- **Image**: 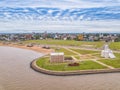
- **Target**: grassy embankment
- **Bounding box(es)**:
[36,47,108,71]
[36,57,107,71]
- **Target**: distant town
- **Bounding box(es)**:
[0,32,120,42]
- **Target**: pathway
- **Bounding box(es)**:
[64,47,115,69]
[63,47,82,56]
[91,59,115,69]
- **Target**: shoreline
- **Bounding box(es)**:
[31,59,120,76]
[0,42,54,54]
[1,42,120,76]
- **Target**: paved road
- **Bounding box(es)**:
[0,46,120,90]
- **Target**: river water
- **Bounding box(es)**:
[0,46,120,90]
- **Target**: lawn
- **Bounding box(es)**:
[22,40,120,50]
[71,48,100,54]
[110,42,120,50]
[51,47,77,56]
[36,57,107,71]
[22,40,104,48]
[74,55,80,59]
[99,53,120,68]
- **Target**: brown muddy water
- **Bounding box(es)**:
[0,46,120,90]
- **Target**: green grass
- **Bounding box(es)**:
[110,42,120,50]
[22,40,104,48]
[36,57,66,71]
[52,47,77,56]
[71,48,99,54]
[99,53,120,68]
[36,57,107,71]
[74,55,80,59]
[22,40,120,50]
[92,53,103,58]
[65,61,107,71]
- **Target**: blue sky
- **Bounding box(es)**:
[0,0,120,33]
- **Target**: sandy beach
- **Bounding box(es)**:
[0,42,54,54]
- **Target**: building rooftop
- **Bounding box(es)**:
[50,52,64,56]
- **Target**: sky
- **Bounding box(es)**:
[0,0,120,33]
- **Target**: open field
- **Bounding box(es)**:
[99,53,120,68]
[36,57,107,71]
[22,40,104,48]
[70,48,99,54]
[22,40,120,50]
[51,47,77,56]
[110,42,120,50]
[51,47,99,60]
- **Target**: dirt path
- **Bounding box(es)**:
[63,47,82,56]
[39,44,120,53]
[0,43,53,54]
[71,56,78,61]
[64,47,115,69]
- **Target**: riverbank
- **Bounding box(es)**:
[1,42,120,76]
[0,42,54,54]
[31,59,120,76]
[1,44,120,90]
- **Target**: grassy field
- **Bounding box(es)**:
[74,55,80,59]
[36,57,107,71]
[51,47,77,56]
[99,53,120,68]
[92,53,102,58]
[51,47,100,60]
[71,48,99,54]
[109,42,120,50]
[22,40,104,48]
[21,40,120,50]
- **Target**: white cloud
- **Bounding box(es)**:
[0,0,120,8]
[0,0,120,33]
[0,20,120,33]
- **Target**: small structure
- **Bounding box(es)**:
[50,52,64,63]
[101,44,116,59]
[26,43,33,47]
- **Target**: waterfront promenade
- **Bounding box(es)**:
[0,46,120,90]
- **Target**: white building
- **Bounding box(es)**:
[101,44,116,59]
[50,52,64,63]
